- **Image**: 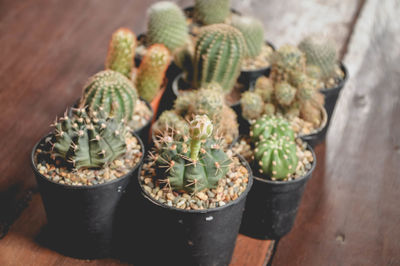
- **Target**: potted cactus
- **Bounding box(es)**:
[153,85,239,146]
[136,115,252,265]
[298,34,348,128]
[240,44,328,147]
[231,15,275,84]
[235,115,316,239]
[30,108,144,258]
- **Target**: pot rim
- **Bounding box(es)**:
[252,142,316,185]
[319,61,348,92]
[31,130,145,190]
[138,154,253,214]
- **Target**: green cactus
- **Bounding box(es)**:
[232,15,264,58]
[254,76,274,102]
[289,71,317,101]
[193,24,246,93]
[241,91,264,121]
[193,87,224,119]
[136,44,170,102]
[147,1,189,52]
[194,0,231,25]
[251,116,297,180]
[270,45,306,83]
[298,35,337,81]
[80,70,138,121]
[263,103,276,116]
[153,110,189,137]
[275,82,296,106]
[173,91,196,116]
[155,115,230,193]
[51,108,126,169]
[105,28,136,78]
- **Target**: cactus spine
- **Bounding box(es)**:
[232,16,264,58]
[193,24,246,93]
[153,110,189,137]
[147,1,189,52]
[136,44,170,102]
[194,0,231,25]
[155,115,230,193]
[105,28,136,78]
[251,116,297,179]
[80,70,138,121]
[52,108,127,169]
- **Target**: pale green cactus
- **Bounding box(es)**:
[194,0,231,25]
[232,15,264,58]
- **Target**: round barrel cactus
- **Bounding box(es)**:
[241,91,264,121]
[194,0,231,25]
[232,15,264,58]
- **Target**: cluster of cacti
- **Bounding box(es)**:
[146,1,189,52]
[51,108,126,170]
[135,44,171,102]
[241,45,325,128]
[250,116,298,179]
[298,35,338,82]
[194,0,231,25]
[79,70,138,121]
[193,24,246,93]
[154,115,230,193]
[232,15,264,58]
[105,28,136,78]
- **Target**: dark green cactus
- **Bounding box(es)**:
[105,28,136,78]
[51,108,126,169]
[251,116,297,179]
[298,35,337,81]
[155,115,231,193]
[79,70,138,121]
[241,91,264,121]
[193,24,246,93]
[232,15,264,58]
[194,0,231,25]
[147,1,189,52]
[136,44,170,102]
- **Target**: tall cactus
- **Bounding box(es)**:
[136,44,170,102]
[232,15,264,58]
[154,115,230,193]
[251,116,297,179]
[193,24,246,93]
[79,70,138,121]
[147,1,189,52]
[105,28,136,78]
[194,0,231,25]
[51,108,127,169]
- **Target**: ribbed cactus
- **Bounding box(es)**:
[154,115,230,193]
[147,1,189,52]
[105,28,136,78]
[251,116,297,179]
[194,0,231,25]
[241,91,264,120]
[136,44,170,102]
[153,110,189,137]
[270,45,306,83]
[232,15,264,58]
[51,108,126,169]
[80,70,138,121]
[298,35,337,81]
[193,24,246,93]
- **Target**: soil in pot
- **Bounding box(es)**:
[32,129,144,259]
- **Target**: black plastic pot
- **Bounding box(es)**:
[238,41,275,85]
[298,106,328,148]
[240,144,316,240]
[320,62,348,129]
[31,132,144,259]
[133,155,253,266]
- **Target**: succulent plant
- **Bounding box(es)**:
[251,116,297,180]
[298,35,337,81]
[193,24,246,93]
[154,115,231,193]
[173,91,196,116]
[194,0,231,25]
[105,28,136,79]
[270,45,306,83]
[193,87,224,119]
[79,70,138,121]
[275,82,296,106]
[147,1,189,52]
[153,110,189,137]
[51,108,127,169]
[254,76,274,102]
[241,91,264,121]
[136,44,170,102]
[232,15,264,58]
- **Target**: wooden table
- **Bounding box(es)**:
[0,0,398,265]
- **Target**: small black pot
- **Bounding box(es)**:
[298,106,328,148]
[134,155,253,266]
[240,144,316,240]
[238,41,275,85]
[31,133,144,259]
[320,62,348,129]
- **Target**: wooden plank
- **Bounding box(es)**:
[271,0,400,265]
